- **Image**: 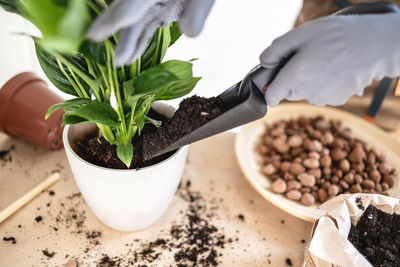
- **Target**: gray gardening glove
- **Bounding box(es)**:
[260,14,400,106]
[88,0,215,66]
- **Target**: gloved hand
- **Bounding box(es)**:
[88,0,215,66]
[260,14,400,106]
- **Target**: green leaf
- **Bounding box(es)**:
[117,143,133,168]
[157,60,193,80]
[46,98,91,119]
[68,102,120,126]
[20,0,90,53]
[35,42,78,96]
[140,22,180,71]
[156,77,201,100]
[144,115,162,128]
[140,33,158,71]
[61,114,88,125]
[79,40,106,65]
[133,60,198,99]
[151,27,171,66]
[133,68,178,95]
[0,0,19,13]
[58,0,89,43]
[169,22,182,46]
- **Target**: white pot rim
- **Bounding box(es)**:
[63,124,184,173]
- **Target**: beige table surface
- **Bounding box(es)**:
[0,132,314,267]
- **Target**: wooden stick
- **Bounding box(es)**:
[0,172,60,224]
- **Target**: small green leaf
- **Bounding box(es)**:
[157,60,193,80]
[68,102,120,126]
[46,98,91,119]
[20,0,90,53]
[144,115,162,128]
[169,22,182,46]
[117,143,133,168]
[0,0,19,14]
[123,79,135,97]
[156,77,201,100]
[151,26,171,66]
[61,114,88,125]
[80,40,106,65]
[134,68,178,94]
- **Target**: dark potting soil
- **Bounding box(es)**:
[3,237,16,244]
[348,205,400,266]
[0,145,15,162]
[143,95,226,159]
[35,216,43,223]
[42,249,56,258]
[77,109,175,169]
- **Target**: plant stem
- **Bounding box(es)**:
[56,59,86,98]
[66,65,91,99]
[52,52,100,97]
[97,124,115,143]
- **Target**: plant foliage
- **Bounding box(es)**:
[0,0,200,167]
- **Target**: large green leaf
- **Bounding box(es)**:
[35,42,78,96]
[68,102,120,126]
[116,143,133,168]
[20,0,90,53]
[46,98,91,119]
[0,0,19,13]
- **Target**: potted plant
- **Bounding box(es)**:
[0,0,200,231]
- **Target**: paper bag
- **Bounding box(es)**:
[304,194,400,267]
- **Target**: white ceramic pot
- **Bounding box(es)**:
[62,103,188,231]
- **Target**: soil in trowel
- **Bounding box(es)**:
[77,109,174,169]
[348,205,400,266]
[143,95,226,159]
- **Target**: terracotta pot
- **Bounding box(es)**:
[0,72,64,150]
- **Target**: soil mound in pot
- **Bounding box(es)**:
[143,95,226,159]
[348,205,400,266]
[77,109,175,169]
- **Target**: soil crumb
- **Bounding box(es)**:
[0,145,15,162]
[42,250,55,258]
[77,109,174,169]
[348,205,400,266]
[355,197,365,210]
[285,258,293,266]
[3,237,16,244]
[143,95,226,159]
[35,216,43,223]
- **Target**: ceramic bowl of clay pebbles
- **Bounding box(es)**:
[235,103,400,222]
